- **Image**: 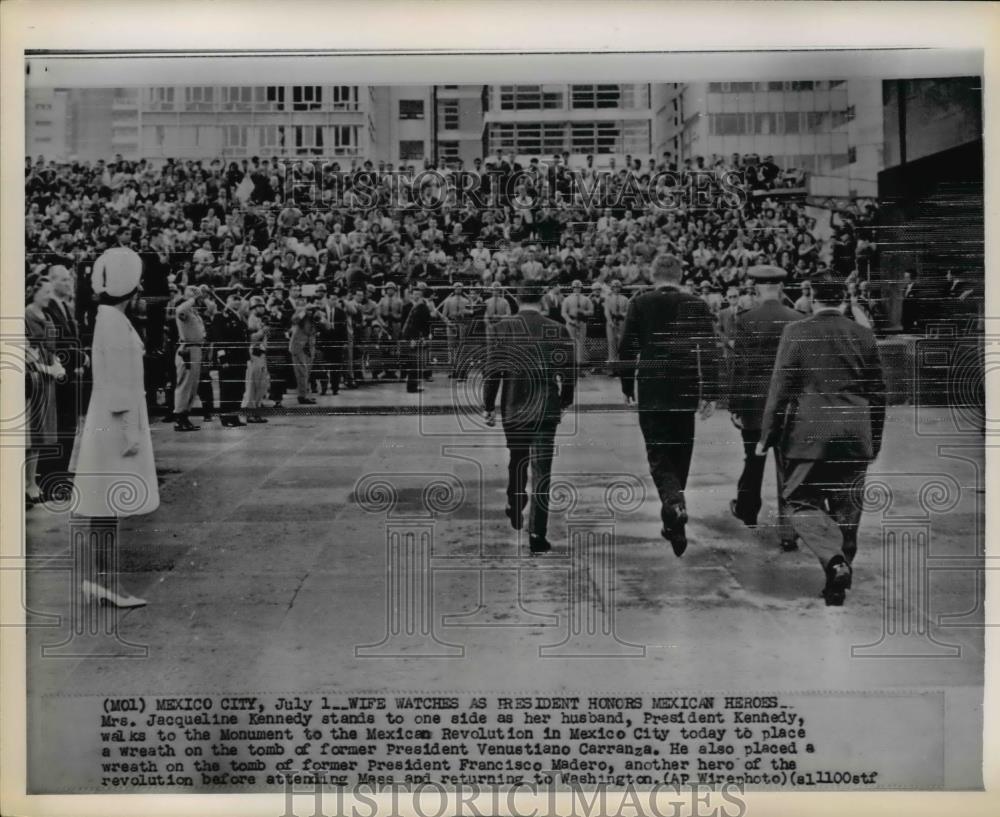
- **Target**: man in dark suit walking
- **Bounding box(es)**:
[619,254,720,556]
[728,265,803,550]
[483,284,576,554]
[401,284,433,393]
[39,264,87,493]
[759,269,886,605]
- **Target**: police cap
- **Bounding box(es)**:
[747,265,787,283]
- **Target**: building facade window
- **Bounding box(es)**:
[442,100,459,130]
[330,86,358,110]
[498,85,564,111]
[222,86,253,111]
[292,86,323,111]
[184,86,215,111]
[571,84,622,109]
[330,125,358,154]
[399,99,425,120]
[439,141,460,165]
[399,140,424,160]
[847,145,858,164]
[148,87,175,111]
[293,125,324,155]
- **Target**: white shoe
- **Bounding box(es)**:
[81,579,147,609]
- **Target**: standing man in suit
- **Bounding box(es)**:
[440,282,473,380]
[728,266,803,550]
[619,254,720,556]
[759,269,886,605]
[401,284,433,393]
[40,264,87,493]
[484,281,511,345]
[484,284,576,554]
[288,298,319,405]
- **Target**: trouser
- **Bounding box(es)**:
[568,320,587,368]
[291,348,314,398]
[446,323,465,372]
[38,378,82,480]
[197,365,215,418]
[268,351,289,401]
[638,409,696,523]
[506,423,558,540]
[734,426,792,538]
[404,341,424,389]
[389,321,403,375]
[173,344,203,416]
[606,320,625,362]
[218,361,247,415]
[781,457,869,569]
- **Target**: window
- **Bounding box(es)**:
[754,112,777,135]
[709,113,751,136]
[330,86,358,110]
[571,84,621,109]
[154,126,165,146]
[184,86,215,111]
[149,87,175,111]
[848,145,857,164]
[442,100,459,130]
[34,103,52,111]
[252,85,286,111]
[223,125,248,156]
[570,121,619,154]
[768,82,786,91]
[781,111,801,134]
[439,141,460,164]
[222,86,253,111]
[399,99,425,120]
[498,85,564,111]
[259,125,287,154]
[399,140,424,160]
[34,119,52,127]
[292,86,322,111]
[790,81,815,91]
[294,125,324,155]
[806,111,828,132]
[330,125,358,154]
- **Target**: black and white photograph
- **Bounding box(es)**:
[1,3,996,815]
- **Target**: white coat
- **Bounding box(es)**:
[73,305,160,518]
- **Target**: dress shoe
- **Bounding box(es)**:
[297,397,317,405]
[221,415,247,427]
[174,417,200,432]
[81,579,147,609]
[729,499,757,527]
[246,415,268,423]
[821,556,852,606]
[660,502,688,556]
[528,535,552,555]
[779,538,799,552]
[407,386,423,394]
[504,504,524,531]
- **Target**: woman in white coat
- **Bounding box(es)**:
[74,247,159,608]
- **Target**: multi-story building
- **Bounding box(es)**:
[435,85,487,168]
[658,79,883,197]
[25,87,69,160]
[480,83,666,168]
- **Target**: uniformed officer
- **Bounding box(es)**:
[541,282,564,324]
[561,279,594,375]
[212,289,249,427]
[173,285,207,431]
[759,269,887,605]
[440,281,473,379]
[619,254,720,555]
[727,266,803,549]
[603,279,629,365]
[484,281,511,345]
[377,282,405,379]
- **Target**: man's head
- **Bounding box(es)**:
[48,264,74,299]
[808,269,845,307]
[515,283,546,309]
[650,254,683,287]
[747,264,786,301]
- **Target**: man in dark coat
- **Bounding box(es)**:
[619,254,721,556]
[727,266,803,549]
[39,264,87,493]
[759,269,886,605]
[212,290,250,426]
[401,284,433,393]
[483,284,576,554]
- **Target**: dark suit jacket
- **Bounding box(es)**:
[760,308,886,461]
[483,308,576,431]
[728,299,803,431]
[45,298,86,374]
[618,285,720,411]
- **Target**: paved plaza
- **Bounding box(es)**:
[23,373,985,700]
